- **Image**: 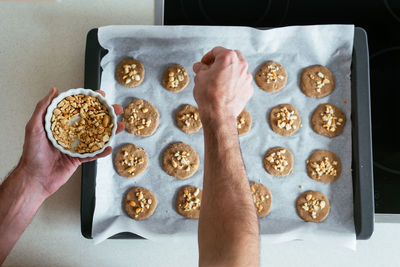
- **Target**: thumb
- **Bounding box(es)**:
[27,87,59,132]
[36,87,59,119]
[193,62,209,74]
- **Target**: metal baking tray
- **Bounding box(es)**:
[81,27,374,240]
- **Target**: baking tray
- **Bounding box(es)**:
[81,27,374,240]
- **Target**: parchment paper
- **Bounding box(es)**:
[92,25,355,249]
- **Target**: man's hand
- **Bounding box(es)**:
[18,87,124,198]
[193,46,253,125]
[194,47,259,267]
[0,87,124,264]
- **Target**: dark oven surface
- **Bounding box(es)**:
[164,0,400,214]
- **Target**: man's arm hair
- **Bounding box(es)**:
[0,163,47,264]
[198,118,259,267]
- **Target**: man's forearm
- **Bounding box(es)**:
[0,164,46,264]
[198,116,260,267]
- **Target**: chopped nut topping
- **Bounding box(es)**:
[237,116,245,129]
[301,193,325,219]
[321,105,342,132]
[265,64,284,85]
[250,185,269,214]
[127,104,152,133]
[266,149,289,172]
[309,156,338,178]
[167,67,186,89]
[178,111,200,128]
[309,71,330,93]
[131,191,152,217]
[171,151,193,171]
[251,185,256,193]
[122,63,141,84]
[275,107,297,130]
[179,187,201,212]
[51,94,113,154]
[121,150,144,174]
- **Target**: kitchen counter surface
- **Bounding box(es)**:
[0,0,399,266]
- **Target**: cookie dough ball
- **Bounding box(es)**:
[300,65,335,97]
[311,104,346,138]
[255,61,287,92]
[250,181,272,218]
[163,142,200,179]
[123,98,159,136]
[124,187,157,220]
[162,65,189,92]
[237,109,252,136]
[296,191,330,223]
[175,104,202,134]
[116,58,145,87]
[114,144,148,178]
[176,185,202,219]
[269,104,301,136]
[263,147,294,177]
[307,150,341,183]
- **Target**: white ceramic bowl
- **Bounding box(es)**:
[44,88,117,158]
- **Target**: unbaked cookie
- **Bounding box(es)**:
[123,98,159,136]
[162,65,189,92]
[269,104,301,136]
[263,146,294,176]
[116,58,145,87]
[311,104,346,138]
[296,191,330,223]
[249,181,272,218]
[255,61,287,92]
[300,65,335,97]
[124,187,157,220]
[176,185,202,219]
[114,144,148,178]
[237,109,252,136]
[163,142,200,179]
[306,150,341,183]
[175,104,202,134]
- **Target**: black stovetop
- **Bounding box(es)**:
[164,0,400,214]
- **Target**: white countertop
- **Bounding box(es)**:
[0,0,399,266]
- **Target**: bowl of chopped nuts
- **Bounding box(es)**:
[44,88,117,158]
